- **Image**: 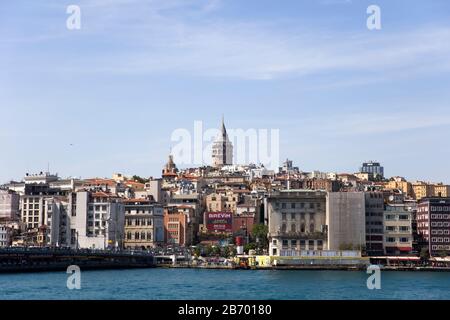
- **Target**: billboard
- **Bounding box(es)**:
[205,212,233,233]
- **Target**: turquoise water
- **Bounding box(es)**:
[0,269,449,300]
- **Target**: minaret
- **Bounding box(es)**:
[212,116,233,167]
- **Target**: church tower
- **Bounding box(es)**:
[211,116,233,167]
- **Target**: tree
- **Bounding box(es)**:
[192,247,201,257]
[420,247,430,261]
[244,242,257,254]
[438,250,448,258]
[222,246,230,258]
[132,175,148,184]
[252,224,268,248]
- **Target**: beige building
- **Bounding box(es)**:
[383,203,413,255]
[433,184,450,198]
[412,182,434,200]
[123,199,164,249]
[266,190,327,256]
[386,178,413,197]
[206,191,238,213]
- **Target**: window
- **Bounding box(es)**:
[291,213,295,220]
[282,240,288,247]
[300,224,305,233]
[300,240,306,249]
[291,224,296,232]
[281,203,286,209]
[281,224,287,232]
[291,203,296,209]
[282,213,287,221]
[309,224,315,233]
[291,240,297,247]
[308,240,315,249]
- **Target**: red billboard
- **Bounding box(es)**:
[205,212,233,233]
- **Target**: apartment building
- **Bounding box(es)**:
[383,203,414,255]
[123,199,164,249]
[417,197,450,256]
[70,191,125,249]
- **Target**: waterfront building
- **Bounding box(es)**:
[417,197,450,256]
[70,191,125,249]
[365,192,385,256]
[266,190,327,256]
[211,117,233,168]
[326,192,366,251]
[123,199,164,249]
[359,161,384,179]
[383,202,414,255]
[0,189,20,220]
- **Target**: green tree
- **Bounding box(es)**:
[212,246,221,256]
[420,247,430,261]
[222,246,230,258]
[252,224,268,248]
[438,250,448,258]
[132,175,148,184]
[244,242,257,254]
[192,247,201,257]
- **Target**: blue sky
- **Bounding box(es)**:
[1,0,450,183]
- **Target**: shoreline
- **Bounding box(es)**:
[2,264,450,274]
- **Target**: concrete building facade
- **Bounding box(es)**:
[326,192,366,251]
[0,190,20,220]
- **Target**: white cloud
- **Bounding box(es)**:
[2,0,450,82]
